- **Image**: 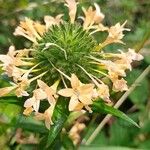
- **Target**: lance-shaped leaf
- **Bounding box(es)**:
[0,96,24,106]
[45,97,70,148]
[92,100,139,128]
[14,115,48,134]
[61,132,75,150]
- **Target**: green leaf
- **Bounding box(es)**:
[92,100,139,128]
[61,132,75,150]
[45,97,70,148]
[79,146,143,150]
[0,96,24,106]
[13,115,48,134]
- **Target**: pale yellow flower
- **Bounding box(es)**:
[0,46,33,81]
[82,3,104,30]
[24,89,47,112]
[90,24,108,35]
[69,122,86,145]
[112,78,128,92]
[58,74,94,111]
[102,21,130,46]
[65,0,77,24]
[44,14,63,31]
[93,3,105,24]
[14,17,45,44]
[5,65,24,82]
[37,80,59,105]
[35,105,55,129]
[110,49,144,71]
[100,60,126,77]
[126,48,144,61]
[15,79,30,97]
[97,83,110,102]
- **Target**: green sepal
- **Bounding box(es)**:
[92,100,140,128]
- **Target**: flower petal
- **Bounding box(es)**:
[71,74,80,89]
[65,0,77,24]
[79,94,93,105]
[24,97,35,108]
[58,88,73,97]
[33,100,40,112]
[69,95,79,111]
[0,86,16,97]
[78,84,94,94]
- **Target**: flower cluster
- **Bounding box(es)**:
[0,0,143,129]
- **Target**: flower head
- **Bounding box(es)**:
[0,1,143,129]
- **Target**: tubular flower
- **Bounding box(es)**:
[0,0,143,129]
[101,21,130,47]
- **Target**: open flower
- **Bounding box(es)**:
[58,74,94,111]
[24,80,59,113]
[82,3,105,30]
[35,105,55,129]
[112,78,128,92]
[14,17,45,44]
[102,21,130,47]
[44,14,63,30]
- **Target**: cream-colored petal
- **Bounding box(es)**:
[94,3,105,23]
[113,78,128,92]
[37,79,48,91]
[74,102,84,111]
[0,86,16,97]
[45,117,51,130]
[0,55,13,66]
[71,74,80,89]
[78,84,94,94]
[33,100,40,112]
[34,112,45,120]
[44,14,63,30]
[79,94,93,105]
[34,89,47,100]
[58,88,73,97]
[65,0,77,24]
[127,48,144,61]
[24,97,35,108]
[69,95,79,111]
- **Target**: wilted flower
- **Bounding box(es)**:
[0,0,143,129]
[69,121,86,145]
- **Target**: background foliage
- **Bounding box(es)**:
[0,0,150,149]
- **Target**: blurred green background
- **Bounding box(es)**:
[0,0,150,149]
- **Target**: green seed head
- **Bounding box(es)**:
[33,23,98,83]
